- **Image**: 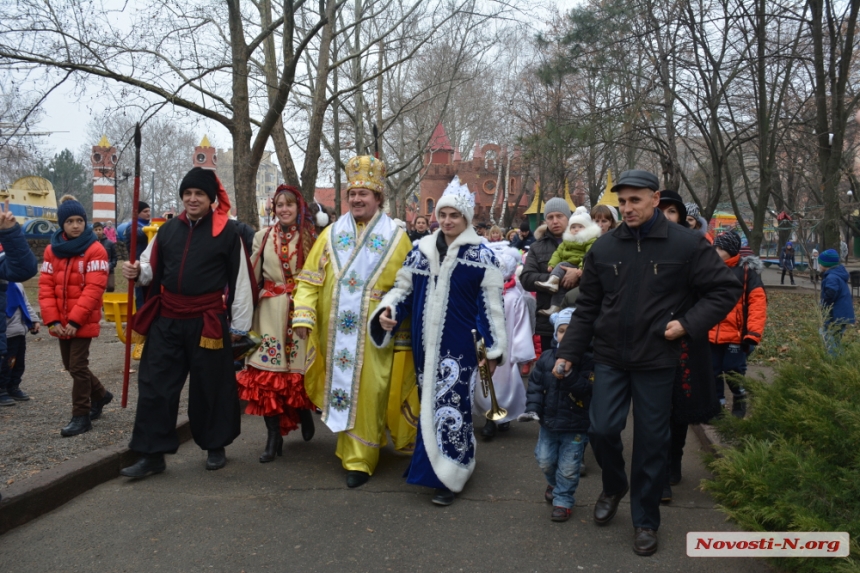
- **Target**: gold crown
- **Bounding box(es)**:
[345,155,386,194]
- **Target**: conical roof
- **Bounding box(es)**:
[428,123,453,152]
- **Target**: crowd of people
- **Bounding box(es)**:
[1,160,857,558]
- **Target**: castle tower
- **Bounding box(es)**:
[192,135,217,170]
[91,135,118,224]
[425,123,454,165]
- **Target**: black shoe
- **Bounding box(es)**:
[89,391,113,420]
[633,528,658,556]
[120,454,166,478]
[7,388,30,401]
[299,408,315,442]
[497,421,511,432]
[593,484,629,525]
[0,392,15,407]
[580,463,587,477]
[346,471,370,488]
[669,458,682,486]
[431,489,455,506]
[260,415,283,463]
[60,415,92,437]
[206,448,227,470]
[545,485,555,504]
[551,506,572,522]
[481,420,496,440]
[661,483,672,504]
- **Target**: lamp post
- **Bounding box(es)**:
[150,168,156,210]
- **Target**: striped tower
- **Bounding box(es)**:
[91,135,118,223]
[192,135,217,170]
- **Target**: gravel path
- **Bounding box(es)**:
[0,329,189,491]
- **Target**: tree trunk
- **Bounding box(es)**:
[299,0,336,204]
[226,0,258,227]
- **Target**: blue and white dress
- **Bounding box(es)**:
[369,227,507,492]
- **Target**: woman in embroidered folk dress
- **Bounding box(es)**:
[237,185,318,462]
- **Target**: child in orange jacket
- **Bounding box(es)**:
[709,231,767,419]
[39,195,111,437]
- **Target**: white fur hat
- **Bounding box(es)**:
[435,176,475,224]
[568,206,594,229]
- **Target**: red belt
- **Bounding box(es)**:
[260,278,295,298]
[132,290,226,349]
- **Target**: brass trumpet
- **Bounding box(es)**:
[472,329,507,421]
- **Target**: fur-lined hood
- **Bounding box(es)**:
[534,224,549,240]
[562,223,602,244]
[740,255,764,274]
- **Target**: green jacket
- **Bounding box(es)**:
[548,237,597,268]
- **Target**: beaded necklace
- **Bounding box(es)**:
[277,223,299,281]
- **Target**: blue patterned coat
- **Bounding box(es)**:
[369,227,507,492]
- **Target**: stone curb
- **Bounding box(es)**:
[691,422,721,456]
[0,415,191,536]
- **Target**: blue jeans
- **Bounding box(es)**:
[535,427,587,509]
[820,324,847,356]
[711,343,747,403]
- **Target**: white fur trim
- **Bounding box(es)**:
[435,195,474,225]
[562,220,601,244]
[367,265,413,348]
[417,233,501,493]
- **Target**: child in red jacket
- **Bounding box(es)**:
[39,195,111,437]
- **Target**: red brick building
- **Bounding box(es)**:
[418,124,528,224]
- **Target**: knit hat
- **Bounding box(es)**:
[57,195,87,228]
[435,176,475,224]
[519,220,531,233]
[714,231,741,257]
[819,249,840,268]
[138,201,151,213]
[179,167,219,202]
[544,197,571,219]
[551,307,575,341]
[685,202,700,219]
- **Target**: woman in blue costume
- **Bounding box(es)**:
[369,176,507,505]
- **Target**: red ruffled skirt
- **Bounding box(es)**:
[236,366,314,436]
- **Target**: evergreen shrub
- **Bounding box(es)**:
[703,318,860,573]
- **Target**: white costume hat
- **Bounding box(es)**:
[435,176,475,224]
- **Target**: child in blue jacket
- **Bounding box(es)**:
[818,249,855,353]
[521,308,594,522]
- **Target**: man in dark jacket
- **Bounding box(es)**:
[554,170,740,557]
[93,222,118,292]
[511,220,536,251]
[0,200,38,357]
[520,198,580,350]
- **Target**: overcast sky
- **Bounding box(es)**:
[35,0,582,158]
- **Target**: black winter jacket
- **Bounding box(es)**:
[520,225,563,336]
[526,348,594,433]
[98,237,117,272]
[557,210,741,370]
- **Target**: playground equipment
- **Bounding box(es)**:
[102,293,135,343]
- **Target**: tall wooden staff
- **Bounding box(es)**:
[121,124,142,408]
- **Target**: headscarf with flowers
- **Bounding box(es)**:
[271,184,317,272]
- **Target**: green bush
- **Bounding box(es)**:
[703,313,860,573]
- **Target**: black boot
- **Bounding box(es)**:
[120,454,166,478]
[206,448,227,470]
[260,416,283,463]
[732,393,747,419]
[60,415,92,437]
[90,390,113,421]
[299,408,315,442]
[481,420,497,440]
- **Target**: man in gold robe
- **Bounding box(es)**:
[293,156,414,488]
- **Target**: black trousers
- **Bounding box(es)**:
[589,364,675,531]
[130,315,240,455]
[0,334,26,392]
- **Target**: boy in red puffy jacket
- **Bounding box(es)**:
[39,195,111,437]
